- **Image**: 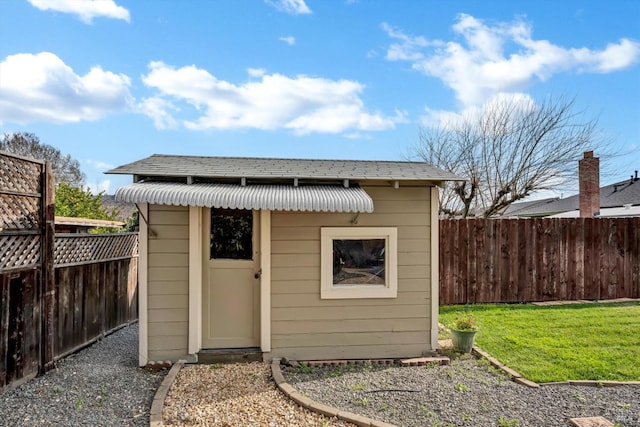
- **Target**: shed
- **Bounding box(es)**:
[54,216,125,233]
[107,154,460,365]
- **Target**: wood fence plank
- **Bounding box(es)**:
[439,218,637,305]
[474,220,486,303]
[456,219,467,304]
[612,219,624,298]
[629,217,638,298]
[0,275,8,387]
[42,162,55,372]
[466,220,476,303]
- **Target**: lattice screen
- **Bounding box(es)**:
[0,154,42,195]
[1,194,40,231]
[0,153,44,270]
[54,233,139,266]
[0,234,41,270]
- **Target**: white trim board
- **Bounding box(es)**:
[430,187,440,351]
[260,210,272,352]
[138,203,149,367]
[188,206,203,355]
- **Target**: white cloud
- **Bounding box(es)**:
[27,0,130,24]
[420,92,536,128]
[265,0,311,15]
[384,14,640,107]
[138,97,179,129]
[140,61,402,135]
[248,67,267,78]
[85,159,115,170]
[87,179,111,194]
[0,52,133,124]
[279,36,296,46]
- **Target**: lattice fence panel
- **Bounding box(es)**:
[54,233,138,266]
[0,194,40,231]
[0,154,42,194]
[0,234,41,269]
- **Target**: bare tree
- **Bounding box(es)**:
[0,132,85,187]
[414,96,602,218]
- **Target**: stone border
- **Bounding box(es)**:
[271,358,397,427]
[471,346,640,388]
[149,360,185,427]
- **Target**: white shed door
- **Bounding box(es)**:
[202,208,260,348]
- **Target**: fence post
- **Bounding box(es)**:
[40,162,55,373]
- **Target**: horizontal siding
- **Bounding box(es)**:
[272,291,429,308]
[272,240,319,253]
[273,318,429,334]
[272,331,428,348]
[148,267,189,283]
[149,294,189,309]
[147,281,189,295]
[148,321,188,336]
[149,349,191,361]
[273,305,429,321]
[271,213,429,227]
[147,204,189,361]
[148,253,189,267]
[272,278,430,295]
[272,265,431,282]
[148,308,188,323]
[266,344,430,361]
[149,238,189,253]
[270,185,433,359]
[149,335,188,351]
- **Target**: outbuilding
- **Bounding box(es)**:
[108,154,460,365]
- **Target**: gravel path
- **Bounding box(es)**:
[0,324,167,426]
[283,355,640,427]
[163,362,354,426]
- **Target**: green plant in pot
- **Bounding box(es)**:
[449,313,478,353]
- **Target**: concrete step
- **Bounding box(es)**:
[197,348,263,364]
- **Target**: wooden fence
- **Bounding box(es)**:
[1,151,138,391]
[0,151,53,390]
[53,233,138,360]
[439,217,640,305]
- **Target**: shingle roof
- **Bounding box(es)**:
[506,177,640,217]
[106,154,463,182]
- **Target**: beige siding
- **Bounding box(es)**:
[147,204,190,361]
[268,185,434,360]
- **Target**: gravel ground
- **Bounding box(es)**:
[283,355,640,427]
[0,324,167,426]
[163,362,354,426]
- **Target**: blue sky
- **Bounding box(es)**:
[1,0,639,196]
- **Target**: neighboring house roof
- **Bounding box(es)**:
[548,205,640,218]
[500,197,559,217]
[106,154,463,183]
[504,177,640,217]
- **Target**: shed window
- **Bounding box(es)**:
[321,227,397,299]
[210,208,253,260]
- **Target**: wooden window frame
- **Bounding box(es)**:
[320,227,398,299]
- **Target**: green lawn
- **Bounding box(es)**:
[439,302,640,383]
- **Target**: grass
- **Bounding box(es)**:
[440,301,640,383]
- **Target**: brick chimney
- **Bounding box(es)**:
[579,151,600,217]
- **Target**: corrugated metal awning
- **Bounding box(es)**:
[114,182,374,213]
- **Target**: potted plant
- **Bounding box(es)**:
[449,313,478,353]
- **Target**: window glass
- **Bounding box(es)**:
[210,209,253,260]
[321,227,397,299]
[333,239,385,286]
